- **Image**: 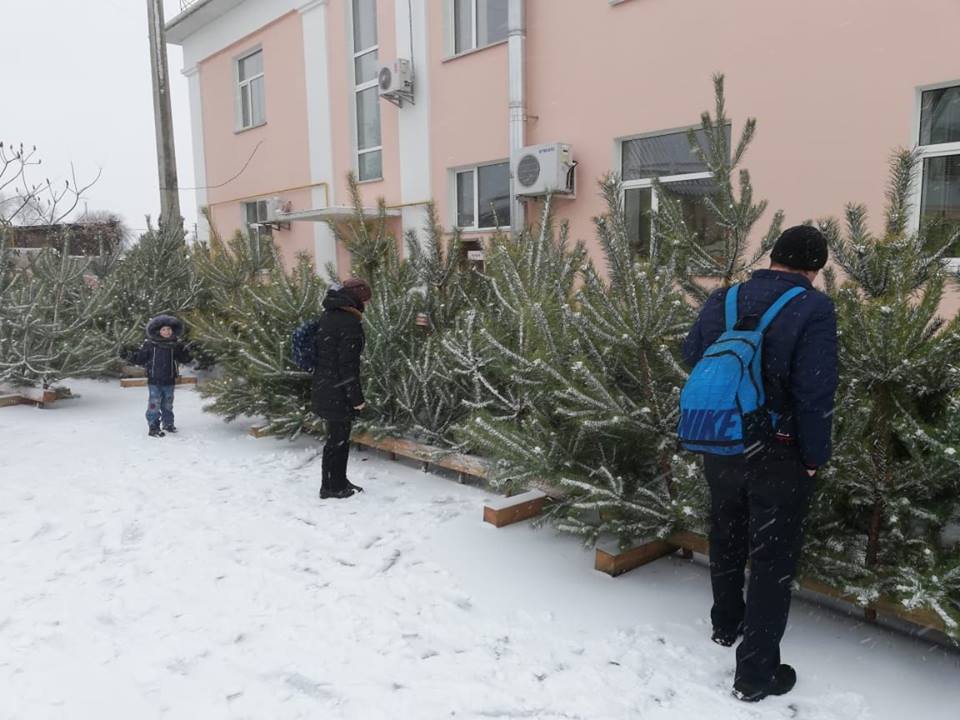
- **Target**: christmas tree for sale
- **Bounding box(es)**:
[191,230,327,437]
[461,184,700,545]
[102,221,204,352]
[0,240,114,388]
[657,74,784,303]
[443,196,585,445]
[805,149,960,633]
[330,178,481,445]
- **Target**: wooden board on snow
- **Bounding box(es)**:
[482,489,548,528]
[351,432,491,479]
[595,538,680,577]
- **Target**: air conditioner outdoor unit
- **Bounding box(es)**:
[378,59,414,105]
[511,142,576,197]
[263,196,286,222]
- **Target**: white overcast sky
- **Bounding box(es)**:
[2,0,196,234]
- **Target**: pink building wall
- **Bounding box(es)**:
[176,0,960,294]
[198,11,316,267]
[519,0,960,270]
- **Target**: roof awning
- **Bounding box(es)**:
[279,206,402,222]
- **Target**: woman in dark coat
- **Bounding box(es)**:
[311,278,372,499]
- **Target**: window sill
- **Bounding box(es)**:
[457,227,506,235]
[442,39,508,64]
[235,120,267,134]
[356,176,384,185]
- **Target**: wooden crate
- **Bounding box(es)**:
[482,490,548,528]
[595,538,680,577]
[120,376,198,388]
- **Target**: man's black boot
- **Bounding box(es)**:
[319,486,357,500]
[733,664,797,702]
[345,479,364,493]
[711,622,743,647]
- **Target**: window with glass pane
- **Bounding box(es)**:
[353,0,378,51]
[477,163,510,228]
[354,51,379,84]
[920,86,960,146]
[237,50,265,129]
[457,171,475,228]
[245,201,273,265]
[454,0,473,54]
[621,127,728,180]
[920,154,960,256]
[352,0,381,181]
[454,0,508,54]
[663,178,724,258]
[358,151,383,183]
[356,87,381,151]
[477,0,509,47]
[624,187,652,256]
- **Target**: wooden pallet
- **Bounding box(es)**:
[249,425,271,438]
[120,376,198,388]
[483,490,548,528]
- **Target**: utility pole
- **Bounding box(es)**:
[147,0,181,230]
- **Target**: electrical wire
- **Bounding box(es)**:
[160,140,263,191]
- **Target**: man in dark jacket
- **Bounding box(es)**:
[125,314,193,437]
[682,225,838,702]
[311,278,372,500]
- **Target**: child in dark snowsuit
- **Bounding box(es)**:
[125,314,193,437]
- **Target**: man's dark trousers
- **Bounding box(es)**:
[705,444,814,685]
[322,420,353,492]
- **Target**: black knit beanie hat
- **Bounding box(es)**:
[770,225,828,271]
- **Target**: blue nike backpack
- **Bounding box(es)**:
[678,284,806,456]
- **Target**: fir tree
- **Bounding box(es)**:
[0,239,114,388]
[806,149,960,633]
[657,74,784,303]
[462,184,701,544]
[102,221,204,351]
[191,240,327,437]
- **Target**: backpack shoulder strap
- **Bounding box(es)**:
[724,284,741,332]
[757,287,806,333]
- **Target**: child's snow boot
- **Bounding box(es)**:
[163,425,178,434]
[148,425,165,438]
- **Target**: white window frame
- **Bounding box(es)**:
[351,0,382,182]
[910,79,960,265]
[453,160,511,232]
[618,126,715,252]
[450,0,509,56]
[235,47,265,131]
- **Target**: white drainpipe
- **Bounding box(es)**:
[508,0,526,233]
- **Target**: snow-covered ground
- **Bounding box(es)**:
[1,380,957,720]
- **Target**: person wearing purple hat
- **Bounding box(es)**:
[311,278,373,499]
[681,225,838,701]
